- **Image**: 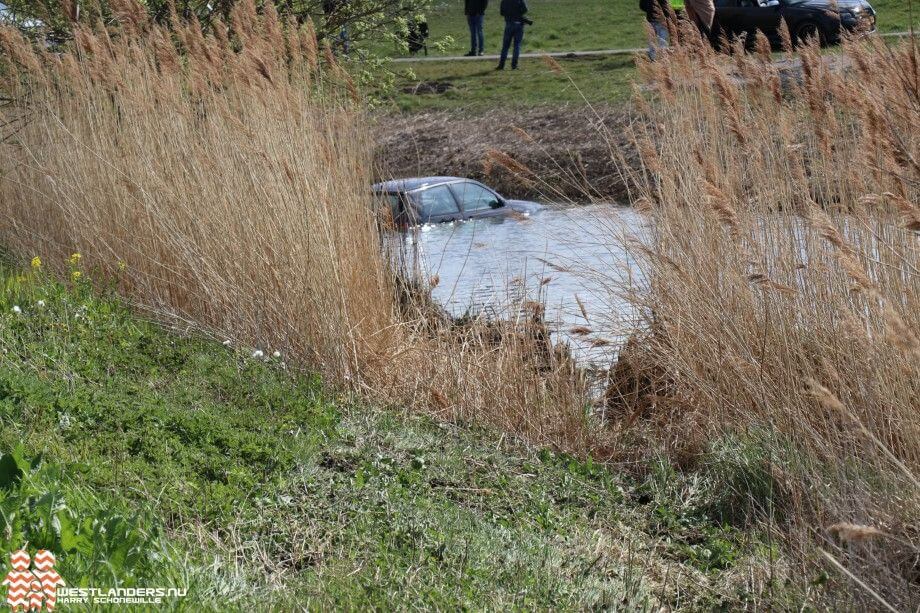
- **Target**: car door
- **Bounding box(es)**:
[715,0,746,39]
[448,181,506,220]
[745,0,784,39]
[717,0,783,44]
[410,184,462,224]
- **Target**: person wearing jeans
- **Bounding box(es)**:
[464,0,488,56]
[640,0,671,60]
[497,0,528,70]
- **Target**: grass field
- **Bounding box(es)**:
[873,0,920,33]
[392,55,635,111]
[386,0,916,59]
[402,0,646,57]
[384,0,916,111]
[0,263,794,609]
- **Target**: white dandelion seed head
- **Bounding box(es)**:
[11,306,21,314]
[272,350,281,358]
[252,349,264,359]
[223,339,232,346]
[36,300,46,307]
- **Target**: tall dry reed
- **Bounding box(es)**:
[626,31,920,608]
[0,1,597,453]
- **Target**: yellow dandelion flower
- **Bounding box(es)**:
[71,270,82,281]
[69,253,82,265]
[117,261,127,271]
[31,256,42,269]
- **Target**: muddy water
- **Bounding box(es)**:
[402,204,648,366]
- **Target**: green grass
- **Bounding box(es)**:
[374,0,646,58]
[391,55,636,111]
[0,258,805,609]
[381,0,916,59]
[872,0,920,33]
[380,0,915,113]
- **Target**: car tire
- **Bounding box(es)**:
[793,21,826,47]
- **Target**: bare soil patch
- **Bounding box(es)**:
[373,105,640,202]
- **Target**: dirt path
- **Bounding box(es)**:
[373,105,641,202]
[391,30,913,63]
[392,48,646,63]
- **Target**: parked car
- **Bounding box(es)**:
[714,0,876,48]
[373,177,543,227]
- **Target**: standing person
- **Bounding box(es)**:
[497,0,528,70]
[323,0,351,55]
[685,0,715,42]
[464,0,488,57]
[641,0,671,60]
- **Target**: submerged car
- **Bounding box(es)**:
[714,0,876,48]
[373,177,543,227]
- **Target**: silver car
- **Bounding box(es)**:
[373,177,543,227]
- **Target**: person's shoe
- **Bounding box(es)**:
[511,65,518,70]
[477,50,484,56]
[464,51,476,57]
[495,64,504,70]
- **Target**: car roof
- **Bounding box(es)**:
[372,177,467,192]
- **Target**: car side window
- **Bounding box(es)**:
[380,192,409,224]
[450,182,503,213]
[413,185,460,218]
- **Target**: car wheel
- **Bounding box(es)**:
[794,21,826,47]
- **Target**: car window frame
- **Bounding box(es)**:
[375,190,413,226]
[408,183,463,223]
[447,180,506,218]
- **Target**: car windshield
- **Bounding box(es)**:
[410,185,460,218]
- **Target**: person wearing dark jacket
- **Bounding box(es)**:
[497,0,528,70]
[323,0,350,55]
[464,0,488,57]
[640,0,670,59]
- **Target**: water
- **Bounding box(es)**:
[399,204,649,366]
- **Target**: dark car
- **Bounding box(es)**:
[373,177,543,227]
[715,0,876,48]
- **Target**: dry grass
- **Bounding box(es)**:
[0,0,599,454]
[623,27,920,608]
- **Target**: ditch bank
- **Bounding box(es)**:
[374,104,641,202]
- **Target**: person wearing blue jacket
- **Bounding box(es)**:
[464,0,489,57]
[497,0,529,70]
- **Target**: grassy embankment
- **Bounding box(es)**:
[387,0,918,111]
[387,0,643,111]
[1,263,780,609]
